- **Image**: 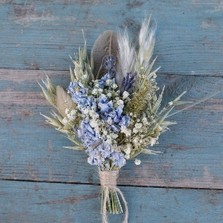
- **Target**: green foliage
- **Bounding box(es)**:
[70,41,94,86]
[40,76,83,150]
[38,76,57,108]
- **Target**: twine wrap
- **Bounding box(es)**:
[99,170,128,223]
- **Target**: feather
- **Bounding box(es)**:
[56,86,75,116]
[91,30,119,79]
[116,30,135,88]
[138,16,155,68]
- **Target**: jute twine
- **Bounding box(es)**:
[99,170,128,223]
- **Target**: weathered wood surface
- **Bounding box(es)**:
[1,179,223,223]
[0,0,223,75]
[1,0,223,222]
[1,69,223,190]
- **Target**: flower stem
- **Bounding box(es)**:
[101,188,123,215]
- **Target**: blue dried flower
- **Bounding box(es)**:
[110,152,126,167]
[87,149,103,166]
[121,72,136,93]
[77,119,100,148]
[103,55,116,71]
[120,115,130,127]
[68,82,95,109]
[97,73,110,88]
[111,106,123,123]
[78,119,126,168]
[99,143,113,159]
[98,94,113,113]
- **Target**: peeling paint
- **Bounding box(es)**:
[35,193,99,205]
[12,3,76,26]
[126,0,144,9]
[201,18,217,29]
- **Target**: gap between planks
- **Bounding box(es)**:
[0,68,223,78]
[1,178,223,191]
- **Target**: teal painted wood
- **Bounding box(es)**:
[1,179,223,223]
[0,0,223,75]
[1,69,223,189]
[1,1,223,221]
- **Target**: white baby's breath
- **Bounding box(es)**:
[134,159,141,165]
[122,91,129,99]
[117,99,124,106]
[150,138,157,146]
[121,126,131,137]
[135,123,143,129]
[112,83,118,89]
[124,144,132,155]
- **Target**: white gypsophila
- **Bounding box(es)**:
[125,154,130,159]
[89,109,99,119]
[110,133,118,139]
[90,119,98,129]
[133,136,140,146]
[117,99,124,106]
[102,128,108,136]
[150,138,157,146]
[124,143,132,155]
[106,79,112,86]
[133,127,139,134]
[107,117,113,125]
[107,92,112,98]
[106,135,113,145]
[142,116,149,125]
[135,123,143,129]
[121,126,132,137]
[82,108,89,115]
[92,89,98,95]
[122,91,129,99]
[134,159,141,165]
[112,83,118,89]
[98,88,103,93]
[94,83,99,88]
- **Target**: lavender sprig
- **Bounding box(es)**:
[120,72,136,94]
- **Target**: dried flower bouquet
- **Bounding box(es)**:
[40,17,187,223]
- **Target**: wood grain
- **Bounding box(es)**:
[1,179,223,223]
[0,69,222,189]
[1,1,223,221]
[0,0,223,75]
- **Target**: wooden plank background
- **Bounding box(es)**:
[0,0,223,222]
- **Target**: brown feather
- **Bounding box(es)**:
[56,86,75,116]
[91,30,119,78]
